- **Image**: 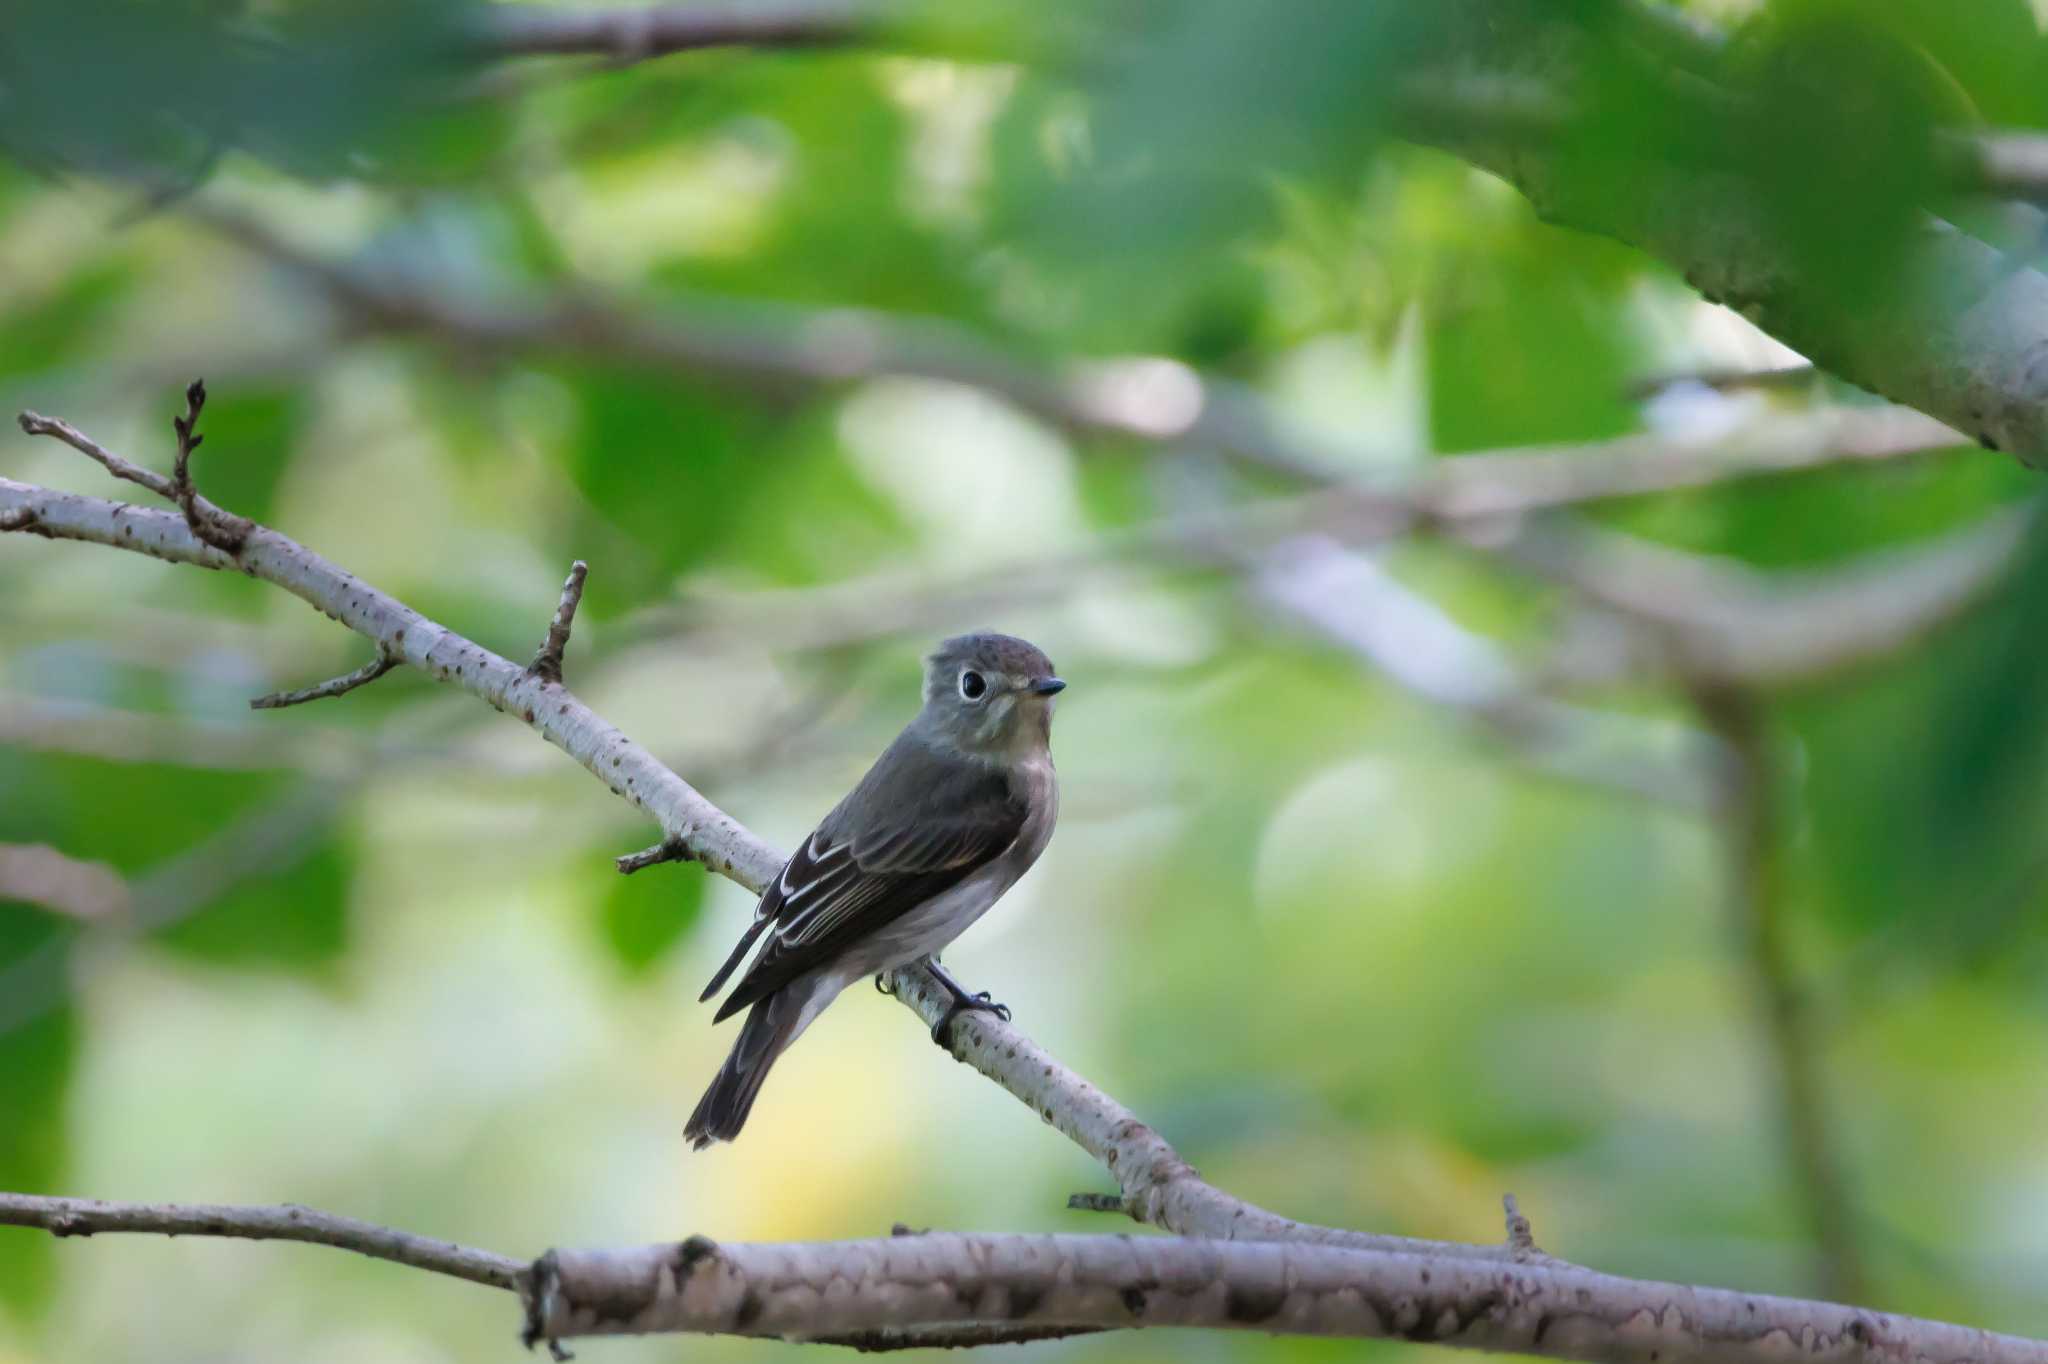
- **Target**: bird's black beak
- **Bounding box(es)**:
[1031,677,1066,696]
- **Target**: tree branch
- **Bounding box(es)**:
[528,1229,2048,1361]
[0,1193,523,1292]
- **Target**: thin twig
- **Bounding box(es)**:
[0,1193,523,1292]
[527,560,589,685]
[1503,1193,1537,1257]
[249,652,402,710]
[166,379,252,553]
[1065,1192,1132,1217]
[18,410,178,499]
[616,837,694,874]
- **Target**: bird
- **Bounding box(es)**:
[684,631,1065,1149]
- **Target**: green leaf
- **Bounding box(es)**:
[600,861,706,977]
[1791,504,2048,961]
[155,839,352,974]
[0,903,75,1318]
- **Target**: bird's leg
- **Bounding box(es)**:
[925,957,1011,1045]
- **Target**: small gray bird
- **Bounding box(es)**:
[685,632,1064,1149]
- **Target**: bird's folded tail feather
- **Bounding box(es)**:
[684,982,810,1149]
[699,914,769,1003]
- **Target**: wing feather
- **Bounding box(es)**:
[707,750,1027,1022]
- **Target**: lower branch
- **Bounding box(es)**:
[531,1230,2046,1364]
[7,1193,2045,1364]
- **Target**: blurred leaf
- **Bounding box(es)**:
[0,259,136,380]
[155,839,351,974]
[1428,260,1637,452]
[600,861,705,977]
[0,904,74,1318]
[1,0,490,183]
[3,758,285,871]
[1792,503,2048,956]
[1596,438,2029,568]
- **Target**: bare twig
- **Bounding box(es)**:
[616,837,693,875]
[527,560,589,685]
[166,379,253,553]
[18,410,178,499]
[0,1193,521,1292]
[1503,1194,1537,1257]
[249,651,402,710]
[1066,1192,1130,1216]
[0,506,38,532]
[1692,685,1866,1304]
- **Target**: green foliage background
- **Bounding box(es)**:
[4,1,2048,1360]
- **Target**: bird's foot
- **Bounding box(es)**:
[931,992,1010,1045]
[924,958,1012,1044]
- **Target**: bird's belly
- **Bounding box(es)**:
[855,865,1017,977]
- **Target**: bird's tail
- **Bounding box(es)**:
[685,983,815,1149]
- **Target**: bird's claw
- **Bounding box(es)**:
[930,991,1012,1045]
[874,972,892,996]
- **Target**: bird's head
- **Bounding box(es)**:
[918,632,1063,758]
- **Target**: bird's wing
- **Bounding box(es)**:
[708,755,1027,1022]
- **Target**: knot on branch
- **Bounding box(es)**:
[521,1250,574,1360]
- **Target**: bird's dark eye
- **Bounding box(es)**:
[958,670,987,701]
